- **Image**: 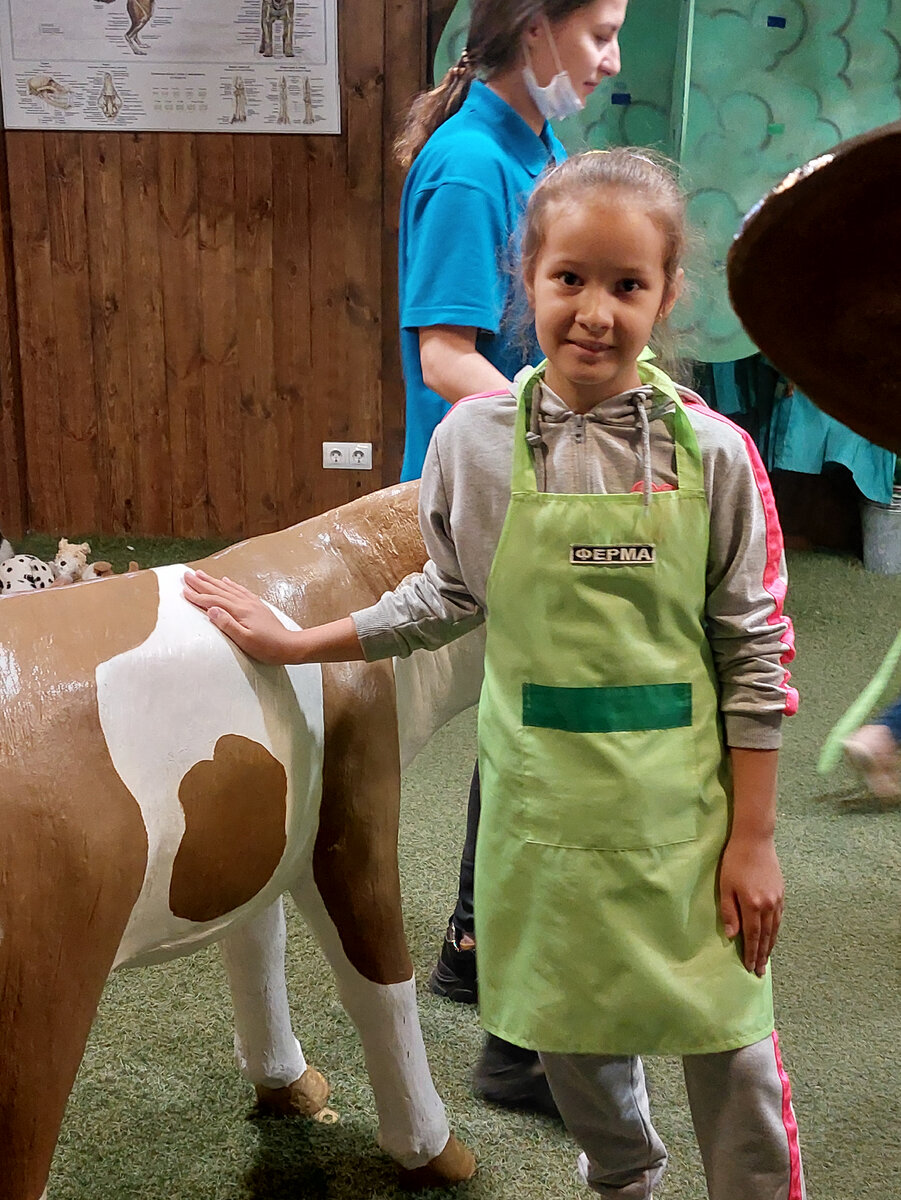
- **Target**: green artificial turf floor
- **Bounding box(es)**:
[11,536,901,1200]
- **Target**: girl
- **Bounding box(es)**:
[186,150,806,1199]
[397,0,627,1111]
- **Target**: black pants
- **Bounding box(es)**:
[451,761,480,937]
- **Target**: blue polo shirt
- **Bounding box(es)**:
[398,80,566,481]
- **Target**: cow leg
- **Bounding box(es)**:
[277,661,474,1185]
[220,898,329,1116]
[291,871,472,1185]
[1,906,136,1200]
[0,768,147,1200]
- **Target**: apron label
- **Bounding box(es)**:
[570,544,656,566]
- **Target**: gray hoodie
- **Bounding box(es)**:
[353,370,797,749]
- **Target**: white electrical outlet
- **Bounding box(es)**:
[322,441,373,470]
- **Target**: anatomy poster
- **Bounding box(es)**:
[0,0,340,132]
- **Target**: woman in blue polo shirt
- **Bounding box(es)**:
[393,0,629,1111]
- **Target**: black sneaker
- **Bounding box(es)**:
[472,1034,561,1119]
[427,924,478,1004]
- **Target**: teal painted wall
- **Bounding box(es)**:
[435,1,901,361]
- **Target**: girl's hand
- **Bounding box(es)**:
[183,569,295,665]
[719,833,785,977]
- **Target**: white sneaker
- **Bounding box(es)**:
[842,723,901,800]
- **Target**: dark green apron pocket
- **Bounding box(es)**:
[519,683,701,850]
[523,682,692,734]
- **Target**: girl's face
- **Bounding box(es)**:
[526,193,681,412]
[526,0,627,102]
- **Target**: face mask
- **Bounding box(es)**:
[522,16,585,121]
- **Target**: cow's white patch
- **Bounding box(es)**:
[98,565,324,968]
[393,626,485,770]
[222,900,307,1089]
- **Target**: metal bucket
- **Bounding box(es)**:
[861,485,901,575]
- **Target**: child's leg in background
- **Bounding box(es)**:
[431,766,558,1115]
[428,763,480,1003]
[539,1052,666,1199]
[842,694,901,799]
[682,1033,805,1200]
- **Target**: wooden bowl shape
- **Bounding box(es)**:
[727,120,901,454]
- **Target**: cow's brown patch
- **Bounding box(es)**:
[190,484,425,986]
[312,659,411,985]
[170,734,288,922]
[191,483,426,627]
[0,570,159,1197]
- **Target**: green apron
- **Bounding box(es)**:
[475,361,774,1056]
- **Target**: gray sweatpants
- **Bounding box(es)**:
[540,1034,806,1200]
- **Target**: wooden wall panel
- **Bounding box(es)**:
[44,131,99,533]
[0,0,426,538]
[271,137,312,521]
[7,134,66,533]
[0,111,27,536]
[158,134,206,535]
[120,134,171,535]
[383,0,427,480]
[83,133,136,534]
[342,0,385,500]
[197,133,242,537]
[308,134,350,516]
[233,134,278,534]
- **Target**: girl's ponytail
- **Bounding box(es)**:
[395,52,476,170]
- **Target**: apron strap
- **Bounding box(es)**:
[512,357,705,495]
[636,358,705,494]
[511,364,545,494]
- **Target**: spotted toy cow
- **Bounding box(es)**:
[0,482,484,1200]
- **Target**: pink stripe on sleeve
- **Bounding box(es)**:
[771,1031,805,1199]
[686,400,799,716]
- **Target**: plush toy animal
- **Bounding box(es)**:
[0,553,56,594]
[1,482,482,1200]
[82,560,118,579]
[56,538,138,582]
[0,538,132,595]
[52,539,92,584]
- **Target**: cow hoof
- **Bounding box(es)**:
[255,1066,330,1117]
[397,1134,476,1190]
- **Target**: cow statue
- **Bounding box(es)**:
[0,481,485,1200]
